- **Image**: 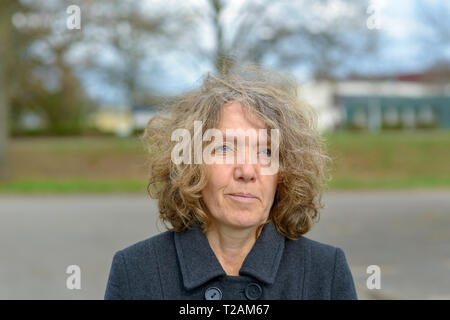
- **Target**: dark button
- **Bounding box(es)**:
[245,282,262,300]
[205,287,222,300]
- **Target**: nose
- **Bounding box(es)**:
[233,147,257,182]
[234,162,257,182]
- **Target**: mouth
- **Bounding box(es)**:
[227,193,259,203]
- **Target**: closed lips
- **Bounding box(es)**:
[228,193,258,199]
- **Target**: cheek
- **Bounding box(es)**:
[262,175,279,199]
[202,165,232,201]
[207,164,232,187]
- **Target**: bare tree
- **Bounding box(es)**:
[0,61,8,181]
[11,0,184,111]
[182,0,378,77]
[0,0,25,180]
[67,0,188,106]
[5,0,93,134]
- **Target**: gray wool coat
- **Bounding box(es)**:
[104,221,357,300]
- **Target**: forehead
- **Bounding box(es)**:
[218,101,266,130]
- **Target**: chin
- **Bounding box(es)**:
[225,213,266,230]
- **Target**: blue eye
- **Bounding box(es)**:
[216,145,229,153]
[260,149,271,156]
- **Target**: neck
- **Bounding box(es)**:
[205,223,258,276]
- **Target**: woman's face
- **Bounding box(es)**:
[201,102,279,231]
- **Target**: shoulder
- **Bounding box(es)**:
[284,235,357,299]
[287,235,350,275]
[108,230,175,275]
[285,234,341,261]
[117,230,174,260]
[113,230,178,277]
[105,230,176,299]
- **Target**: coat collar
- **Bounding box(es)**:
[174,221,285,290]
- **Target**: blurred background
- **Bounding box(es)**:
[0,0,449,299]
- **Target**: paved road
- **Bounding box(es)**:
[0,190,449,299]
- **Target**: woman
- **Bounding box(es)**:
[104,65,357,300]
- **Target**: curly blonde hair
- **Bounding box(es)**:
[141,64,332,240]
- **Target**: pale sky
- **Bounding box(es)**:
[148,0,449,93]
[68,0,449,103]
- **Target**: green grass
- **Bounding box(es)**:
[1,130,449,193]
[10,136,145,154]
[0,179,147,194]
[329,175,450,190]
[323,129,450,179]
[1,176,449,194]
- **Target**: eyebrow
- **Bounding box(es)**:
[219,130,272,144]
